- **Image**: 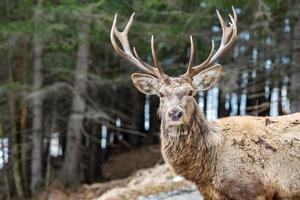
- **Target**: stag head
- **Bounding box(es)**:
[111,8,237,126]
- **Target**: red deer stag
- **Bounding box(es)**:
[110,7,300,200]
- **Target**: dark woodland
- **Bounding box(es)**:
[0,0,299,199]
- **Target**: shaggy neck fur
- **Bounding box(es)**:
[160,99,221,188]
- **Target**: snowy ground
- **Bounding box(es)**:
[97,164,198,200]
[137,186,203,200]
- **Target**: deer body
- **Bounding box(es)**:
[110,8,300,199]
[160,93,300,199]
[214,114,300,199]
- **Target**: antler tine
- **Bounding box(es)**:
[110,13,163,78]
[151,36,165,77]
[186,35,195,75]
[216,9,225,32]
[186,40,215,77]
[232,6,238,23]
[133,47,153,68]
[187,7,238,77]
[209,8,237,61]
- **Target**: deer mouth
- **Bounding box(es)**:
[165,116,185,127]
[167,120,184,126]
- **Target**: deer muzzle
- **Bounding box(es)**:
[168,107,183,121]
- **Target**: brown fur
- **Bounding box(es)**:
[143,76,300,200]
[159,91,300,199]
[218,179,274,200]
[130,70,300,200]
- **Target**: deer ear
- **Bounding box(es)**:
[131,73,160,95]
[192,64,222,91]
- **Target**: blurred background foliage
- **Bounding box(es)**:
[0,0,299,199]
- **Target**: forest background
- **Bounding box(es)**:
[0,0,299,199]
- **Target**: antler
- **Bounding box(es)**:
[185,6,238,77]
[110,13,165,79]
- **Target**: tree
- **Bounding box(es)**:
[290,2,300,112]
[0,0,299,198]
[31,0,44,193]
[61,14,91,185]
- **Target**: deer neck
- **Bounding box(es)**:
[160,100,221,185]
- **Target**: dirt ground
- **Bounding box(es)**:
[39,164,193,200]
[39,145,163,200]
[102,145,162,180]
[97,164,194,200]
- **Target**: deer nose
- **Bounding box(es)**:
[168,108,183,121]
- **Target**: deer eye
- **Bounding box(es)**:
[188,90,193,96]
[159,92,165,97]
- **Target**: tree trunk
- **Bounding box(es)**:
[83,123,102,183]
[8,34,30,196]
[128,89,144,146]
[246,70,258,115]
[16,35,30,192]
[8,67,24,199]
[31,0,44,193]
[148,95,160,143]
[1,125,11,200]
[6,43,25,198]
[218,88,229,118]
[291,15,300,112]
[257,78,269,116]
[278,84,284,115]
[5,0,10,19]
[45,107,58,189]
[61,17,91,185]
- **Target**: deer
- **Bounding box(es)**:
[110,7,300,200]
